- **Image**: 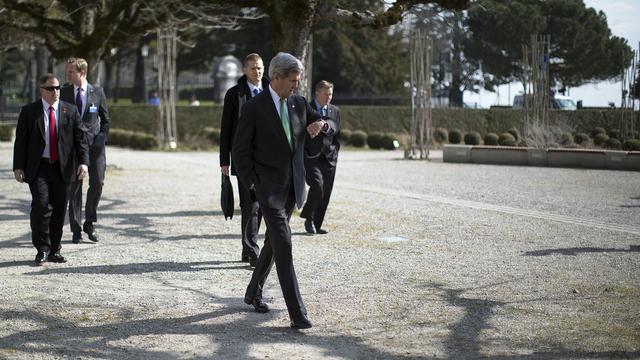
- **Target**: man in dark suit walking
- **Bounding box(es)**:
[220,53,270,267]
[232,52,337,329]
[62,57,109,243]
[301,80,341,235]
[13,74,89,265]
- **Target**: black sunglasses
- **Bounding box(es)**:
[41,86,61,91]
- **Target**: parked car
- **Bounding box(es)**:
[513,94,577,110]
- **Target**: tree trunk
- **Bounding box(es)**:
[132,35,153,104]
[448,12,464,107]
[103,57,114,98]
[268,0,318,98]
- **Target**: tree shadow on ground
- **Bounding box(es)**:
[522,246,640,257]
[25,260,251,275]
[421,281,639,360]
[0,296,428,360]
[0,194,242,249]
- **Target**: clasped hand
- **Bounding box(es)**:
[306,120,326,138]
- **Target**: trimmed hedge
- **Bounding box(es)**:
[367,131,385,149]
[339,129,352,144]
[350,130,367,147]
[0,124,12,141]
[605,138,622,150]
[434,127,448,143]
[574,133,590,145]
[448,129,463,144]
[108,129,157,150]
[622,139,640,151]
[498,132,517,146]
[464,131,482,145]
[484,133,499,145]
[107,105,639,145]
[593,133,609,146]
[382,133,399,150]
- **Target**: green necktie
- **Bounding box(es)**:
[279,98,292,148]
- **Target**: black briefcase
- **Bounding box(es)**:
[221,175,234,220]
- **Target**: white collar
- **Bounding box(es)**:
[247,81,262,93]
[42,98,59,111]
[73,80,87,94]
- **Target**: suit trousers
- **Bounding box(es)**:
[29,160,68,253]
[245,193,307,320]
[68,142,106,233]
[237,177,262,259]
[300,156,336,230]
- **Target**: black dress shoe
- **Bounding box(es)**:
[304,219,316,234]
[316,229,328,234]
[72,232,82,243]
[34,251,49,266]
[244,296,270,313]
[290,315,312,329]
[48,252,67,263]
[83,223,99,242]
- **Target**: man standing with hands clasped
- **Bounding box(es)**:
[13,74,89,265]
[62,57,110,244]
[300,80,341,235]
[232,52,337,329]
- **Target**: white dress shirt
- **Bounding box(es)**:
[248,82,262,97]
[41,99,59,159]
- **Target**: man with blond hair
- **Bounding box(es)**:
[220,53,270,267]
[62,57,110,243]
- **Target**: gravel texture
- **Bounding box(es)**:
[0,143,639,359]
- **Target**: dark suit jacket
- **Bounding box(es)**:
[13,99,89,184]
[61,83,109,147]
[219,75,270,175]
[306,100,341,166]
[232,91,337,209]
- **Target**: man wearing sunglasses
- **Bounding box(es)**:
[62,57,110,243]
[13,74,89,265]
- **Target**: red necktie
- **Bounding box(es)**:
[49,106,58,162]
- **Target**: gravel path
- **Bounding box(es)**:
[1,143,639,359]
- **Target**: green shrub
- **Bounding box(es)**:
[484,132,499,145]
[498,132,517,146]
[350,130,367,147]
[507,127,521,141]
[107,129,133,147]
[339,129,352,144]
[605,138,622,150]
[574,133,590,145]
[367,131,384,149]
[464,131,482,145]
[622,139,640,151]
[107,128,157,150]
[559,132,573,146]
[130,132,157,150]
[434,127,448,143]
[382,133,399,150]
[202,127,221,145]
[593,133,609,146]
[607,129,619,139]
[590,127,606,138]
[0,124,13,141]
[448,129,463,144]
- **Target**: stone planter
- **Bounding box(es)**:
[442,145,638,171]
[471,145,528,166]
